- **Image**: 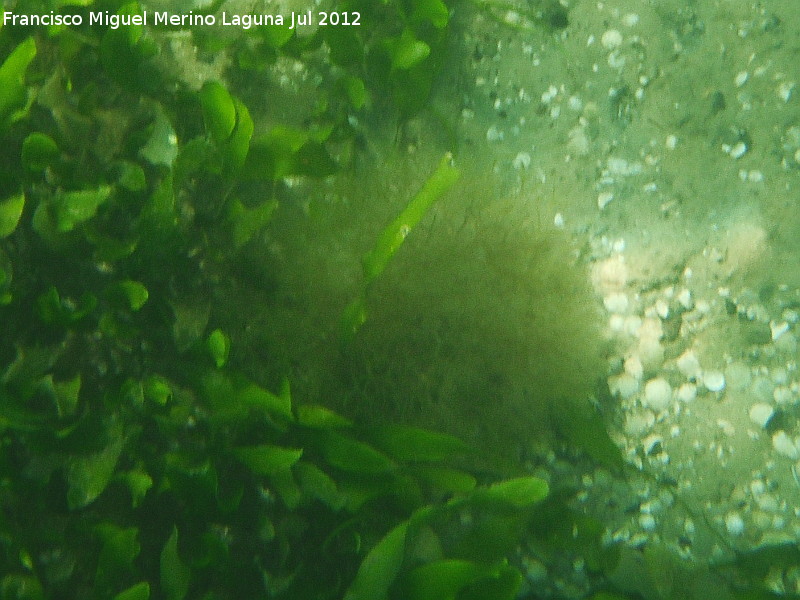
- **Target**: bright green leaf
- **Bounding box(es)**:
[120,280,149,310]
[404,559,492,600]
[413,466,476,494]
[115,161,147,191]
[268,467,303,509]
[412,0,449,28]
[120,468,153,508]
[294,461,343,510]
[227,198,277,249]
[95,525,140,597]
[369,424,470,462]
[67,433,125,509]
[200,81,236,144]
[207,329,230,368]
[113,582,150,600]
[21,133,59,171]
[0,37,37,127]
[140,108,178,167]
[37,286,97,326]
[54,186,112,232]
[363,153,459,283]
[161,527,190,600]
[262,23,294,48]
[344,521,408,600]
[343,76,367,110]
[458,564,523,600]
[202,371,293,421]
[240,378,292,419]
[389,29,430,70]
[0,574,44,600]
[340,296,368,343]
[143,375,172,405]
[318,431,394,475]
[53,374,81,418]
[232,444,303,476]
[551,399,624,472]
[296,404,353,429]
[243,126,308,180]
[0,192,24,238]
[109,280,149,311]
[225,96,253,170]
[477,476,549,509]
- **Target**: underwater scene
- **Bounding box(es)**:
[1,0,800,598]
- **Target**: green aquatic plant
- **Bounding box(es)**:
[341,152,460,342]
[0,9,554,599]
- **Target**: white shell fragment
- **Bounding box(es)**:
[749,403,774,429]
[643,378,672,412]
[601,29,623,50]
[677,288,693,309]
[624,355,644,380]
[676,350,702,380]
[598,191,614,210]
[604,292,629,314]
[642,434,663,454]
[512,152,531,170]
[609,373,638,399]
[772,431,799,459]
[639,513,657,531]
[771,321,790,341]
[703,371,726,393]
[625,410,655,436]
[676,383,697,403]
[725,512,745,536]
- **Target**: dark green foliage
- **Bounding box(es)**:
[0,11,553,597]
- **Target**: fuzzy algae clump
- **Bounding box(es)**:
[341,199,605,454]
[243,154,607,459]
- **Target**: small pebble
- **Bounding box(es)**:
[486,126,504,142]
[665,134,678,150]
[677,288,693,309]
[676,350,702,380]
[624,355,644,379]
[609,373,638,399]
[642,434,663,455]
[512,152,531,170]
[725,512,745,536]
[772,431,798,459]
[625,410,655,436]
[771,321,790,341]
[604,292,629,314]
[677,383,697,402]
[598,191,614,210]
[601,29,623,50]
[730,141,748,159]
[639,513,657,531]
[749,403,774,428]
[643,378,672,412]
[703,371,726,393]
